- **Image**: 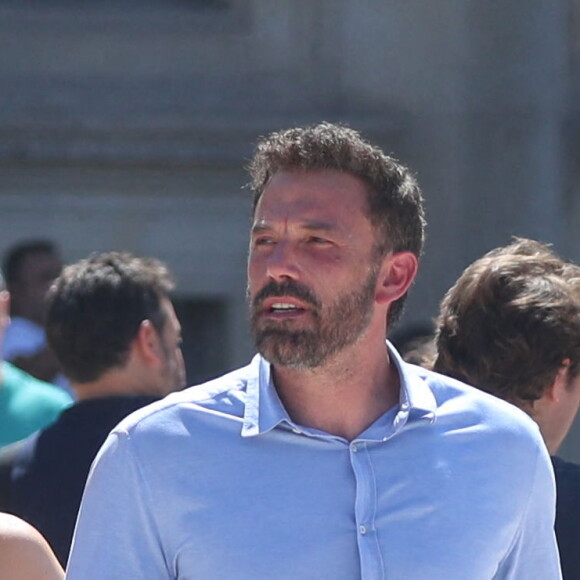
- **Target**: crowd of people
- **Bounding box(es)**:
[0,122,577,579]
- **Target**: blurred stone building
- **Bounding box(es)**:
[1,0,579,453]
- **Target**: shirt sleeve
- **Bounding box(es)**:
[64,429,172,580]
[2,319,46,359]
[493,442,562,580]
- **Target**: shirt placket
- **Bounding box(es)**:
[349,440,385,580]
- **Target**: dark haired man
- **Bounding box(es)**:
[433,237,580,579]
[0,252,185,566]
[2,240,64,386]
[66,124,560,579]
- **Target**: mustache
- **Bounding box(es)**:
[252,280,321,310]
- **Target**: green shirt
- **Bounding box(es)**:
[0,362,73,446]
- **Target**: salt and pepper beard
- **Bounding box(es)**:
[248,264,380,370]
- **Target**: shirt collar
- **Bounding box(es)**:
[242,355,291,437]
[241,342,437,439]
[386,341,437,428]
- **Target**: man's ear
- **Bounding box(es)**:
[544,360,572,404]
[134,320,163,365]
[375,251,418,306]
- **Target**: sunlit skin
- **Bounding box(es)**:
[0,513,63,580]
[248,170,418,440]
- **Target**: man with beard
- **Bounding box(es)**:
[65,123,561,580]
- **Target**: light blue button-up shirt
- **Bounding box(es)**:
[65,345,561,579]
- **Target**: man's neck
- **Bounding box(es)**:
[272,341,400,441]
[73,371,157,402]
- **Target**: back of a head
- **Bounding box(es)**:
[434,238,580,406]
[248,121,426,325]
[46,252,174,384]
[2,239,59,289]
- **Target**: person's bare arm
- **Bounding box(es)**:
[0,513,64,580]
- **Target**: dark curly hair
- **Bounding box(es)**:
[247,122,426,325]
[46,252,174,383]
[434,238,580,405]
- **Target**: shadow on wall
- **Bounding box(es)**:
[172,296,229,387]
[389,322,436,369]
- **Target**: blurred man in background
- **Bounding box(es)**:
[0,272,72,446]
[2,240,65,388]
[0,252,185,566]
[434,237,580,579]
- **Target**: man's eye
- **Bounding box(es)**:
[308,237,330,244]
[254,237,275,246]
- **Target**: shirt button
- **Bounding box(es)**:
[350,443,358,452]
[359,525,367,535]
[292,428,300,434]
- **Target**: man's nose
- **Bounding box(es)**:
[265,241,300,282]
